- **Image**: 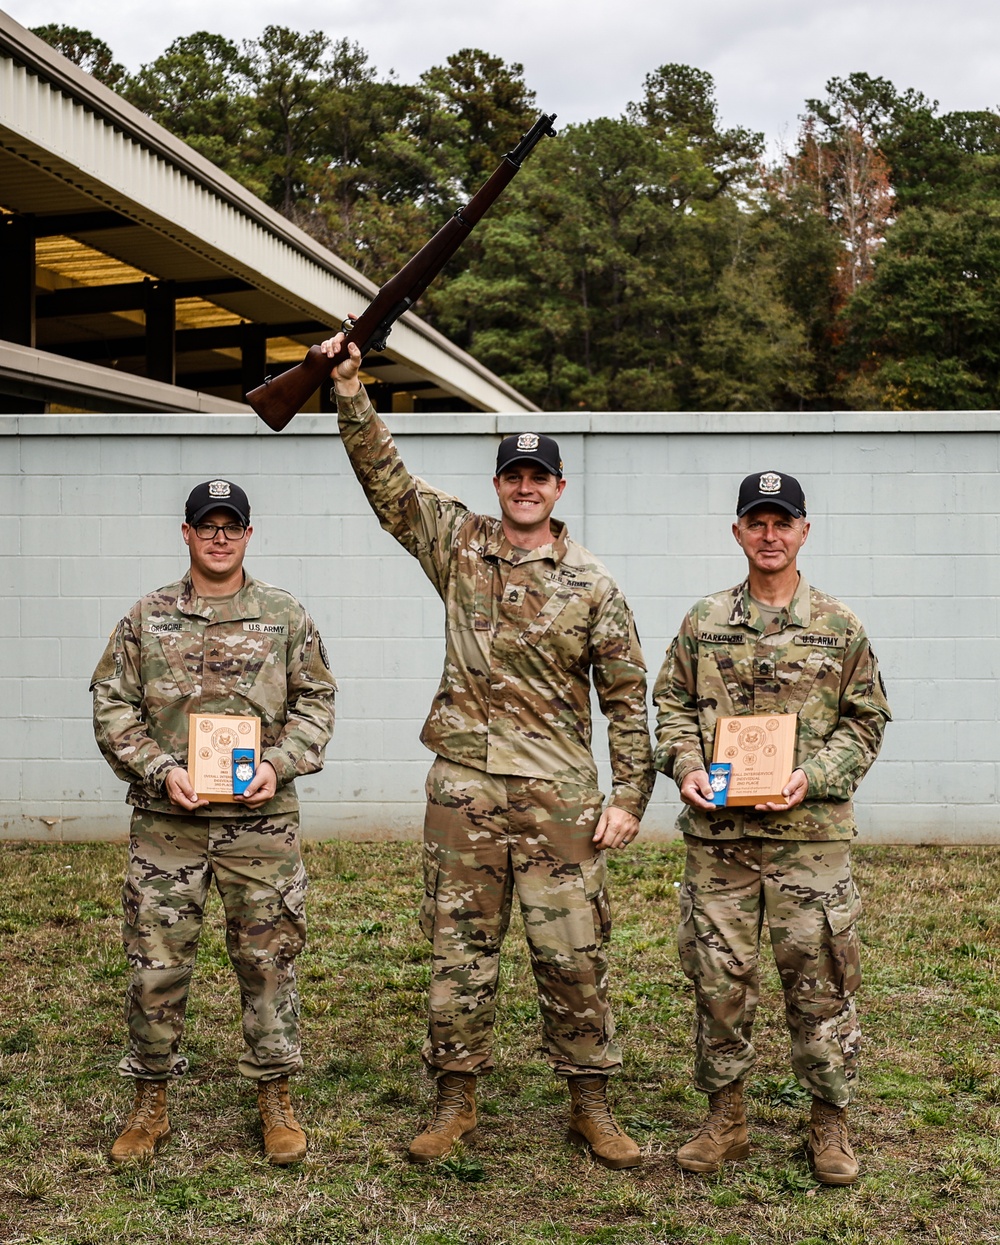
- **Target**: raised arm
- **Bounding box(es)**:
[327,335,472,598]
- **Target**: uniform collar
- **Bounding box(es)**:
[729,575,812,631]
[483,517,569,566]
[178,571,262,620]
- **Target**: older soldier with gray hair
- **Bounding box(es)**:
[654,471,891,1186]
[91,480,336,1165]
[321,333,653,1169]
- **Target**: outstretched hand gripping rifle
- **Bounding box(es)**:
[247,111,558,431]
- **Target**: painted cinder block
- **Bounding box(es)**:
[0,637,59,678]
[22,596,101,639]
[1,418,998,841]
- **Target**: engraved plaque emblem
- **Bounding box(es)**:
[188,714,261,802]
[712,714,797,806]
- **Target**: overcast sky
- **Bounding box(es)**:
[8,0,1000,152]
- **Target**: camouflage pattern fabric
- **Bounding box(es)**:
[421,757,622,1078]
[337,389,652,818]
[679,834,862,1107]
[91,573,336,817]
[119,808,307,1081]
[653,577,891,840]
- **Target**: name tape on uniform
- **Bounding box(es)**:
[146,622,184,634]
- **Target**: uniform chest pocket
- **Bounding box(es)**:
[144,635,198,707]
[519,588,589,664]
[233,638,285,720]
[449,554,496,633]
[787,649,844,739]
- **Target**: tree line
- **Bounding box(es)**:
[33,24,1000,412]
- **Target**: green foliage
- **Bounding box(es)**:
[840,207,1000,409]
[31,19,1000,411]
[0,1024,36,1054]
[122,33,258,189]
[29,23,126,87]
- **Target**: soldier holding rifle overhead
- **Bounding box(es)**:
[654,472,891,1186]
[322,332,654,1169]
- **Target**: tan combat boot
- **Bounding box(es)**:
[407,1072,477,1163]
[807,1097,859,1186]
[676,1081,750,1173]
[110,1079,171,1163]
[257,1076,307,1165]
[567,1075,642,1170]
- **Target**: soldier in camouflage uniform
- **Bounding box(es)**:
[321,332,653,1169]
[654,471,891,1186]
[91,480,336,1165]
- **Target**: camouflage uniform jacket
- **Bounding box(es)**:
[653,576,891,841]
[91,573,336,817]
[338,389,652,818]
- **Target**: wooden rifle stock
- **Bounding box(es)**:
[248,111,557,431]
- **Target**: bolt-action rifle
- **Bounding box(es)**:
[247,111,558,431]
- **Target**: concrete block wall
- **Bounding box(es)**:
[2,410,998,844]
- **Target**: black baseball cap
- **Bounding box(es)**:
[185,480,251,526]
[736,471,807,518]
[495,432,563,478]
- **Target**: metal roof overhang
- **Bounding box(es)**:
[0,10,538,415]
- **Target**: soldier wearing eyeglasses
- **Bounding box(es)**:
[91,480,336,1166]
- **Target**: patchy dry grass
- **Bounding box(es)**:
[0,840,998,1244]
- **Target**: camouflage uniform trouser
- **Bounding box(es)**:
[421,756,622,1079]
[679,834,863,1108]
[118,808,307,1082]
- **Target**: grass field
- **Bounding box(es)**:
[1,839,998,1245]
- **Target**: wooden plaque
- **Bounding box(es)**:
[711,713,797,807]
[187,713,261,802]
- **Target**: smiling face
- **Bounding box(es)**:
[732,505,810,577]
[493,462,566,544]
[182,508,252,588]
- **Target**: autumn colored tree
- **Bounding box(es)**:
[29,21,1000,413]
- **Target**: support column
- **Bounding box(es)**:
[0,215,35,346]
[144,280,176,384]
[240,322,267,400]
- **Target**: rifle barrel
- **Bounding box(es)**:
[248,110,557,431]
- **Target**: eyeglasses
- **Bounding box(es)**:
[191,523,247,540]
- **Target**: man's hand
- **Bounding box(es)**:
[593,806,640,850]
[165,767,209,812]
[320,320,362,396]
[679,769,717,811]
[233,760,278,811]
[755,768,808,812]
